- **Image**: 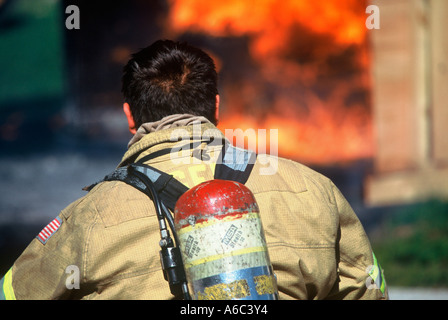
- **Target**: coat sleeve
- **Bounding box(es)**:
[0,197,92,300]
[326,182,388,300]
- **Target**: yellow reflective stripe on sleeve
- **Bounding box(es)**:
[370,252,386,296]
[1,268,16,300]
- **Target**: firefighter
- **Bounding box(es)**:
[0,40,387,300]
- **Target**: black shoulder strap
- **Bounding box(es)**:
[214,142,257,184]
[84,163,189,212]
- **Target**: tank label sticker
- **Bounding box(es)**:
[178,214,268,268]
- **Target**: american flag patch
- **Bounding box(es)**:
[36,216,63,244]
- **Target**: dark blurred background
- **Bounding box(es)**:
[0,0,447,295]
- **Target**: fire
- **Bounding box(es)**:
[165,0,372,165]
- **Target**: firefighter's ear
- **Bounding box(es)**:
[123,102,137,134]
[215,94,220,123]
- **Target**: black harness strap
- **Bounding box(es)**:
[84,164,188,212]
[214,142,257,185]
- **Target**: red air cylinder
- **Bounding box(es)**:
[174,179,278,300]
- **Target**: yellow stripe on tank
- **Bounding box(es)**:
[184,246,267,269]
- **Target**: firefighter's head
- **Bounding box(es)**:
[121,39,219,134]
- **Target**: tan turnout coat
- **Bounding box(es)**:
[1,122,388,300]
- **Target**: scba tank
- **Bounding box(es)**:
[174,179,278,300]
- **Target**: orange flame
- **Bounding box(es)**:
[165,0,372,165]
[167,0,366,54]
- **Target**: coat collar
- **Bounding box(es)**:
[118,122,224,167]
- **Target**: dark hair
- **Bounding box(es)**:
[121,40,218,128]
